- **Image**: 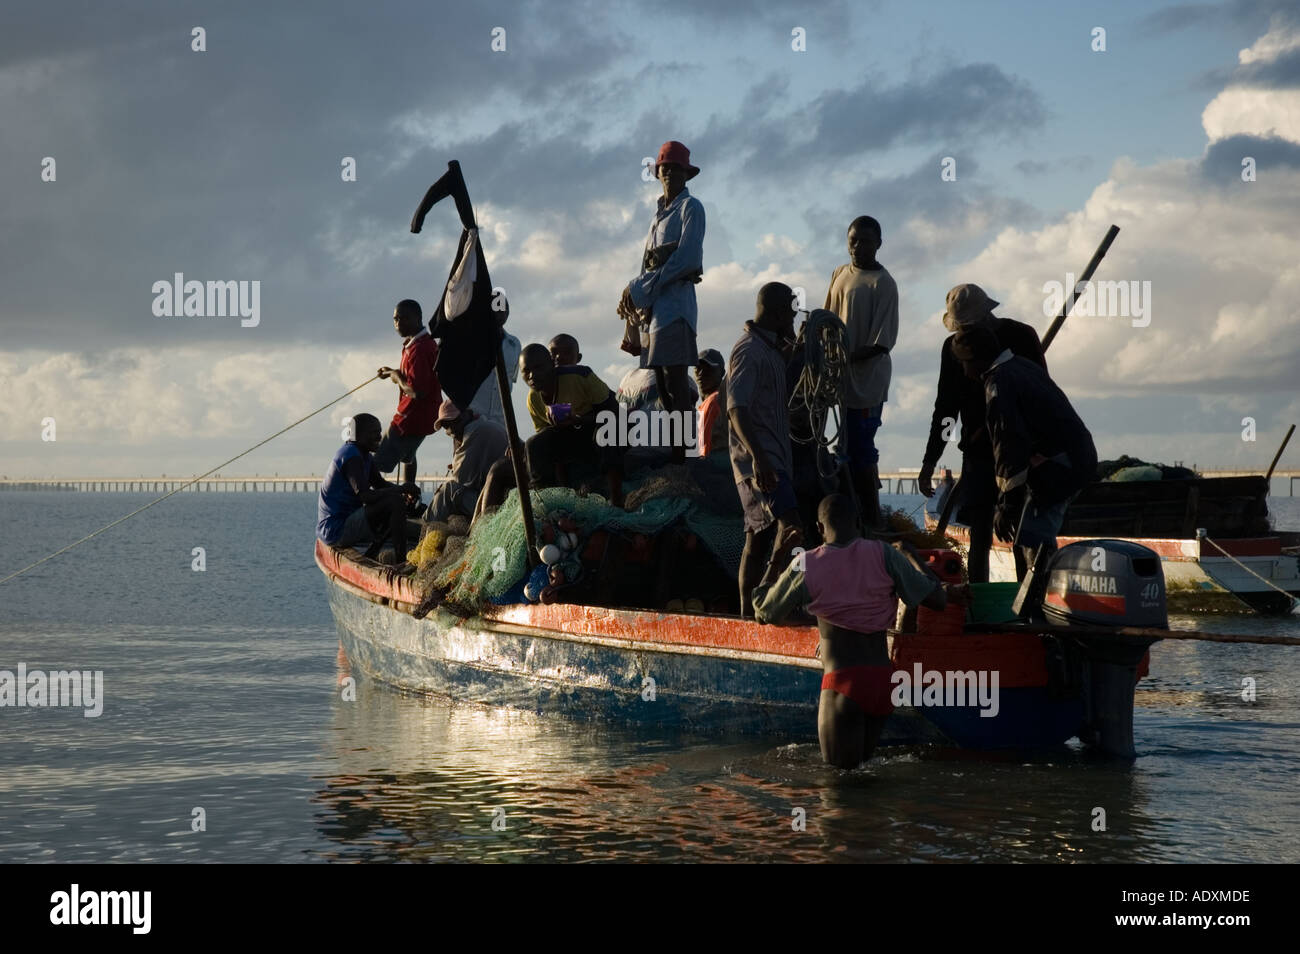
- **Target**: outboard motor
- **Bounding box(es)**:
[1042,540,1167,629]
[1039,540,1166,758]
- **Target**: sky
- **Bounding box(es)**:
[3,0,1299,480]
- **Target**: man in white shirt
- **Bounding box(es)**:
[824,215,899,529]
[467,311,520,429]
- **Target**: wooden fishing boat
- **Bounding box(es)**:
[316,540,1153,756]
[926,475,1300,614]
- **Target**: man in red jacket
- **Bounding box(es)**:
[375,299,442,489]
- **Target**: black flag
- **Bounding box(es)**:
[411,162,507,410]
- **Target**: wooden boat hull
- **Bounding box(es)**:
[316,542,1129,751]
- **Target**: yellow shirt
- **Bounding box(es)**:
[526,367,612,432]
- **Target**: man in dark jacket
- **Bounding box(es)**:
[951,324,1097,618]
[918,284,1046,582]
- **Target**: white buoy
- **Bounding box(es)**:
[539,544,563,565]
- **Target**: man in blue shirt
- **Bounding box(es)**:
[621,140,705,465]
[317,412,417,566]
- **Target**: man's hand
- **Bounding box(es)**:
[754,465,777,494]
[546,408,580,429]
[775,524,802,553]
[918,464,935,498]
[994,496,1020,542]
[618,286,637,319]
[943,582,972,606]
[378,367,407,388]
[400,483,421,506]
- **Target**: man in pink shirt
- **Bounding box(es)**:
[754,494,966,768]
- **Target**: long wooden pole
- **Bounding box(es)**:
[411,161,539,569]
[935,223,1121,535]
[1265,424,1295,482]
[496,338,539,568]
[1040,223,1121,351]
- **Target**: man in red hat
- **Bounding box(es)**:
[620,140,705,465]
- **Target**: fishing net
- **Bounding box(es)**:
[1096,455,1198,481]
[425,464,747,611]
[881,505,961,551]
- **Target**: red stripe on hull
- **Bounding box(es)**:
[1045,591,1127,615]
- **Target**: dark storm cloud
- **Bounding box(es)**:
[654,0,854,28]
[0,0,627,349]
[1198,43,1300,91]
[0,0,1044,359]
[793,153,1039,277]
[708,63,1045,179]
[1015,156,1093,177]
[1139,0,1300,35]
[1200,134,1300,180]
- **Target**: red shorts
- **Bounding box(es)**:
[821,664,896,716]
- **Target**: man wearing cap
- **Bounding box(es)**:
[425,399,509,525]
[694,348,728,461]
[950,323,1096,618]
[917,283,1046,582]
[620,140,706,466]
[823,216,899,530]
[375,299,442,489]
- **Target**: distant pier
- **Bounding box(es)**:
[0,476,450,494]
[1,471,1297,494]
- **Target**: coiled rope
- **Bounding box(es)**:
[0,375,380,585]
[789,308,847,478]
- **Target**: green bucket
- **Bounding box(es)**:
[967,582,1021,624]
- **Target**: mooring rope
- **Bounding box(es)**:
[1200,532,1300,612]
[0,375,380,586]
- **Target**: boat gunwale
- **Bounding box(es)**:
[315,540,821,663]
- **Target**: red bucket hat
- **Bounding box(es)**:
[655,140,700,180]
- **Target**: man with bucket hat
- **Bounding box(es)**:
[621,140,706,465]
[424,398,508,524]
[917,283,1046,582]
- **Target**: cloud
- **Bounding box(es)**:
[1015,156,1094,177]
[1139,1,1299,36]
[708,63,1045,181]
[947,22,1300,399]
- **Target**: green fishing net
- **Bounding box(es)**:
[428,466,747,610]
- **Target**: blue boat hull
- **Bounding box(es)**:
[324,579,947,744]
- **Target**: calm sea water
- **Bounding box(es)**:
[1,491,1298,863]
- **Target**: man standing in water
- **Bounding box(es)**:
[621,140,705,465]
[824,216,898,530]
[754,494,966,768]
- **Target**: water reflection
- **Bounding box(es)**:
[311,647,1167,862]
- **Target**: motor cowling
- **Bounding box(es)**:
[1042,540,1167,629]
